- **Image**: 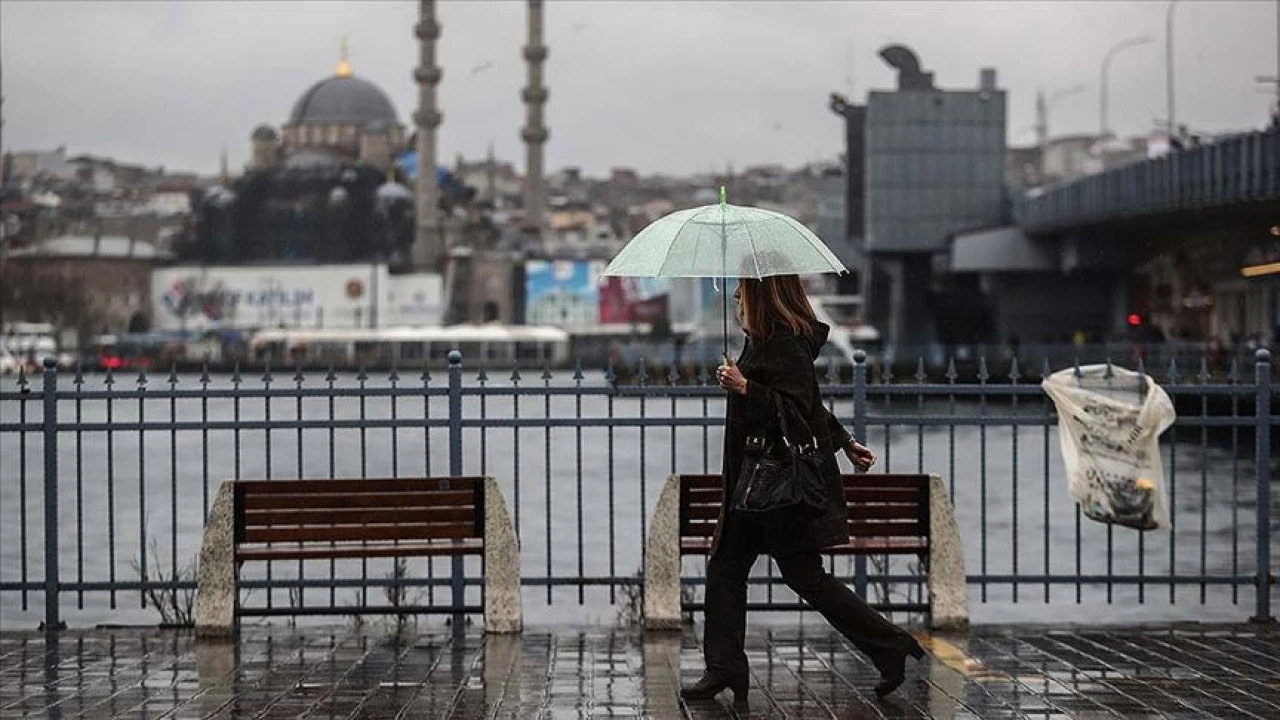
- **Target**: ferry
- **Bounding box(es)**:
[247,325,573,369]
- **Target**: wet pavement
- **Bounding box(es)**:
[0,622,1277,718]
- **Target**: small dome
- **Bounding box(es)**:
[376,181,412,203]
[289,74,399,128]
[252,124,278,141]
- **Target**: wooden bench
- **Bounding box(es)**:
[643,473,967,631]
[195,476,522,637]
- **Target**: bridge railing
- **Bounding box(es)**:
[1014,128,1280,233]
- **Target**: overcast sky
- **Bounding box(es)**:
[2,1,1276,177]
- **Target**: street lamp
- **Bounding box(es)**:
[1038,84,1086,145]
[1166,1,1180,138]
[1101,35,1154,138]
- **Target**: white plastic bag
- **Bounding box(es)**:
[1041,364,1176,531]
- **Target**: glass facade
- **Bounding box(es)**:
[864,89,1007,253]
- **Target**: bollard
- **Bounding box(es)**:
[41,358,64,631]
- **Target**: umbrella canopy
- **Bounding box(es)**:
[600,189,847,280]
[600,187,847,361]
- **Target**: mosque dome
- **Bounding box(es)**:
[288,64,398,128]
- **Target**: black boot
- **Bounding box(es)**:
[873,638,925,699]
[681,672,749,705]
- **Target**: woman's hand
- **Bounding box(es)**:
[717,361,748,395]
[843,440,876,472]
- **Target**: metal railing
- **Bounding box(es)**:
[0,348,1275,630]
[1014,128,1280,233]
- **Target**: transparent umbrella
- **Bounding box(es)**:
[600,187,847,358]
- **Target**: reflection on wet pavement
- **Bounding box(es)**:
[0,622,1276,718]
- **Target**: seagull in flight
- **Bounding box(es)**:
[470,61,494,76]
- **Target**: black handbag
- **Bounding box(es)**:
[730,392,829,525]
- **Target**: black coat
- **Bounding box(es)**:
[711,321,854,557]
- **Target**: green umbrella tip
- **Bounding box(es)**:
[719,185,726,206]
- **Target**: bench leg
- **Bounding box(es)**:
[483,477,523,634]
[643,475,682,631]
[927,475,969,631]
[195,481,236,639]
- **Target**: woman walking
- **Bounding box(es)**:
[681,275,923,705]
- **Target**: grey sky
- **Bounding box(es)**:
[2,1,1276,177]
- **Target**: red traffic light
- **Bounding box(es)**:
[1127,313,1143,327]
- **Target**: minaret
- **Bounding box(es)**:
[521,0,549,239]
[413,0,443,272]
[486,142,497,206]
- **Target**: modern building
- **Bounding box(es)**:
[860,45,1008,348]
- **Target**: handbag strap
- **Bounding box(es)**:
[772,390,818,450]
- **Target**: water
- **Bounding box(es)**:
[0,373,1270,630]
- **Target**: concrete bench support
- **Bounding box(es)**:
[641,473,969,631]
[642,475,684,631]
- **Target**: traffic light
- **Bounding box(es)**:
[1127,313,1143,327]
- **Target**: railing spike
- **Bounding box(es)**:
[168,363,179,386]
[914,357,927,383]
[1197,356,1210,384]
[573,358,585,383]
[73,361,85,387]
[326,365,338,384]
[199,358,211,385]
[604,358,617,386]
[1167,357,1181,384]
[946,357,958,383]
[1009,356,1021,383]
[977,356,990,383]
[477,366,489,384]
[1228,356,1240,383]
[637,358,649,386]
[1041,356,1052,381]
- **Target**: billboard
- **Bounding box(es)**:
[151,264,443,331]
[524,259,677,328]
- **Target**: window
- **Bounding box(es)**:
[399,341,424,361]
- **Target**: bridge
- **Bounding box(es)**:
[949,127,1280,348]
[1013,128,1280,234]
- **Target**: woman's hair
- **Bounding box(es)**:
[738,275,816,340]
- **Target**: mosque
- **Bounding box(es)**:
[176,0,549,328]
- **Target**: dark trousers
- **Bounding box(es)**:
[703,517,914,681]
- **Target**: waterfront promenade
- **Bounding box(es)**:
[2,622,1278,718]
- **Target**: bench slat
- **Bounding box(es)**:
[234,477,481,495]
[242,491,476,511]
[849,521,922,537]
[680,537,927,555]
[236,540,483,561]
[243,522,478,544]
[845,488,920,503]
[243,506,476,527]
[683,503,919,521]
[845,475,929,489]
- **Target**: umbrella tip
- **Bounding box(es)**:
[719,185,726,206]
